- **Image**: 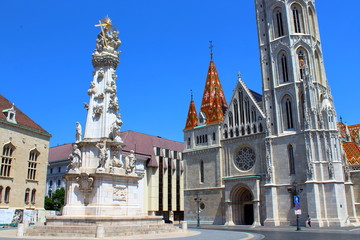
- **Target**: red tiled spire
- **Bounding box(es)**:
[207,89,225,125]
[184,96,198,130]
[343,142,360,165]
[200,60,227,124]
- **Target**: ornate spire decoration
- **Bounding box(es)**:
[184,90,199,130]
[200,44,227,124]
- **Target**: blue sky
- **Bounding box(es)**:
[1,0,359,147]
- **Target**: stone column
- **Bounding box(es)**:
[224,201,235,225]
[253,201,261,226]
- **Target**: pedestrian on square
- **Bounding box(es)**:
[307,215,311,227]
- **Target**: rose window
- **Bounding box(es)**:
[234,147,256,171]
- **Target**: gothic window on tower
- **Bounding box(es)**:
[27,149,39,180]
[278,52,289,83]
[288,145,296,175]
[234,100,239,126]
[223,124,228,139]
[308,7,317,38]
[283,96,294,130]
[273,7,285,38]
[199,160,204,183]
[1,143,15,177]
[292,4,304,33]
[297,49,308,80]
[315,51,323,85]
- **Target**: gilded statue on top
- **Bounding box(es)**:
[94,17,121,54]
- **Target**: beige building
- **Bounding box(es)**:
[0,94,51,213]
[47,130,184,222]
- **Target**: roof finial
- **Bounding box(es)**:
[340,116,343,123]
[190,89,193,101]
[237,72,242,79]
[209,41,214,60]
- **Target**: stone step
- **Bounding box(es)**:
[26,224,182,237]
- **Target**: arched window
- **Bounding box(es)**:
[234,100,239,125]
[279,52,289,82]
[57,180,61,188]
[283,96,294,130]
[24,188,30,204]
[288,145,296,174]
[309,7,317,38]
[1,143,15,177]
[297,49,308,80]
[315,51,323,85]
[4,186,10,203]
[31,189,36,204]
[259,123,263,132]
[251,107,256,123]
[238,90,245,124]
[292,4,304,33]
[27,149,39,180]
[229,111,234,127]
[199,161,204,183]
[245,97,250,124]
[0,186,3,203]
[273,7,284,38]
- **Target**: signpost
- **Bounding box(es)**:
[294,196,301,231]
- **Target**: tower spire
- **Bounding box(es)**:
[184,90,199,130]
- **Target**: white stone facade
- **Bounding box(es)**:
[184,0,359,227]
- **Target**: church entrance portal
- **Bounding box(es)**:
[231,185,254,225]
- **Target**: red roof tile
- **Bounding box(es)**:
[184,99,198,130]
[343,142,360,165]
[348,124,360,143]
[0,94,50,135]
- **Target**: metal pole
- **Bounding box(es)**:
[195,192,201,228]
[296,214,301,231]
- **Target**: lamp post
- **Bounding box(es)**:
[288,182,303,231]
[194,192,201,227]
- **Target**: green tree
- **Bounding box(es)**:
[44,188,65,211]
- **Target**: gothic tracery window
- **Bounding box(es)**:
[27,149,39,180]
[283,96,294,130]
[274,8,284,38]
[234,147,256,171]
[1,143,15,177]
[288,145,296,174]
[279,52,289,83]
[292,4,304,33]
[200,160,204,183]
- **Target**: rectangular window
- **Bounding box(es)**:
[27,150,38,180]
[158,157,163,211]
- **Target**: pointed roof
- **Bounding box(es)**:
[207,89,225,125]
[184,97,198,130]
[200,60,227,124]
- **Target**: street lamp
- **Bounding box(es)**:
[194,192,202,227]
[288,182,303,231]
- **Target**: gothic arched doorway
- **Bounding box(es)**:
[230,185,254,225]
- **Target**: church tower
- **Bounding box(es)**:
[255,0,350,226]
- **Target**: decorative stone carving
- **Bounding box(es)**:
[88,82,97,95]
[125,150,136,174]
[75,122,82,142]
[109,93,119,111]
[97,69,104,78]
[105,80,117,93]
[110,113,123,141]
[96,141,108,170]
[94,93,104,100]
[76,173,94,205]
[112,73,118,81]
[265,138,273,183]
[93,105,103,117]
[113,185,127,201]
[68,144,82,173]
[84,103,89,110]
[111,145,123,169]
[305,133,314,179]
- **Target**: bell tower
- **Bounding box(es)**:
[255,0,350,227]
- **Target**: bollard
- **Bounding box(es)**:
[181,221,188,232]
[17,223,24,236]
[95,224,105,238]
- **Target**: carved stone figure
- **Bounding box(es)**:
[76,122,82,142]
[68,144,82,172]
[96,141,108,169]
[88,82,97,95]
[109,93,119,111]
[93,105,103,117]
[125,150,136,174]
[76,173,94,205]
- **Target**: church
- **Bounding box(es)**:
[183,0,360,227]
